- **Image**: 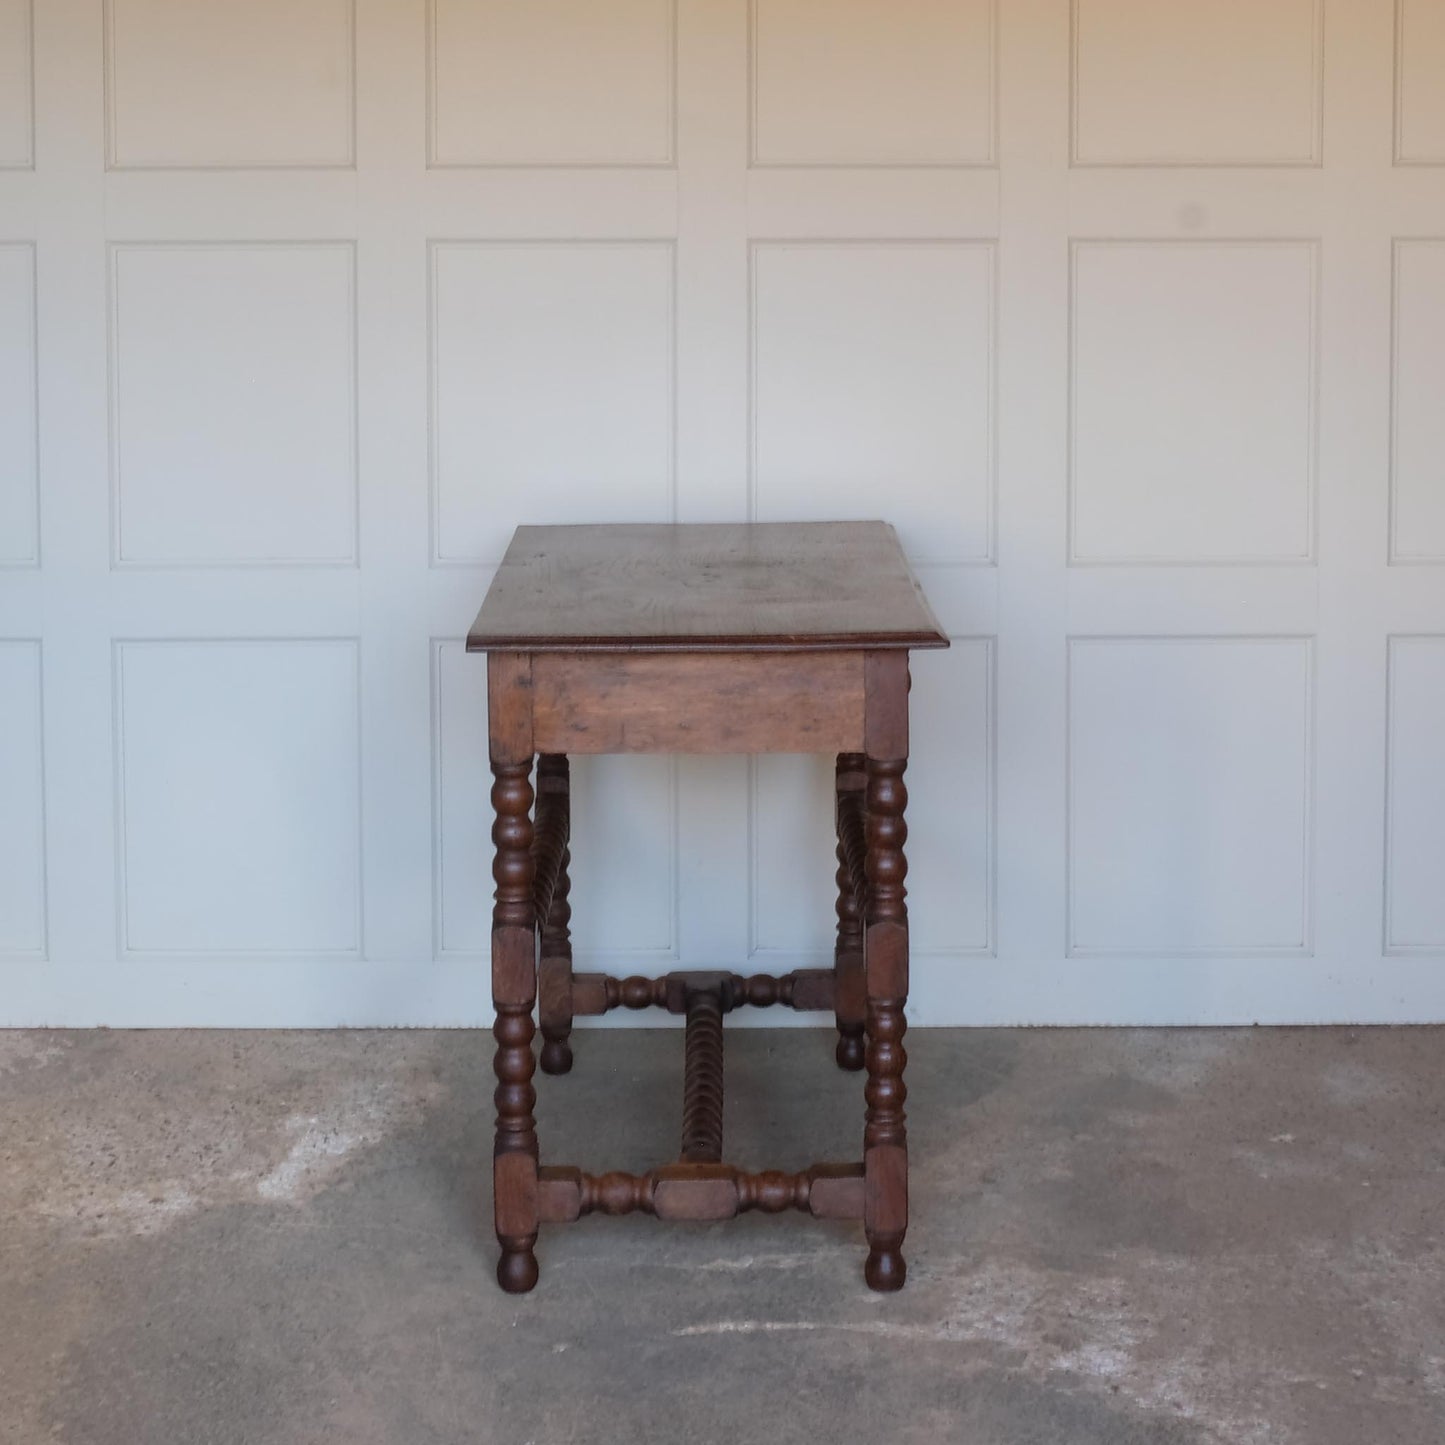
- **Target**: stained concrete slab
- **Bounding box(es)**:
[2,1026,1442,1444]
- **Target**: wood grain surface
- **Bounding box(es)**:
[530,650,866,754]
[467,522,948,653]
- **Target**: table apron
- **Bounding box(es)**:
[528,650,867,755]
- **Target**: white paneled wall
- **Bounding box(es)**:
[105,0,355,169]
[1397,0,1445,164]
[750,0,995,166]
[1069,241,1318,565]
[0,0,31,170]
[751,241,995,563]
[1067,638,1314,956]
[0,0,1443,1026]
[114,640,363,955]
[0,241,36,563]
[1392,240,1445,561]
[1386,636,1445,953]
[429,0,676,167]
[0,640,44,956]
[111,243,359,566]
[1071,0,1324,165]
[429,240,676,562]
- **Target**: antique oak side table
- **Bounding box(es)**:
[466,522,949,1293]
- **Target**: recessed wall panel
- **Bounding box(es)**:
[1071,241,1316,565]
[0,243,37,565]
[752,242,994,565]
[0,641,45,954]
[111,244,357,566]
[1387,637,1445,952]
[1068,638,1312,954]
[1392,241,1445,561]
[116,641,361,954]
[430,0,674,166]
[753,640,992,955]
[433,640,674,956]
[1073,0,1321,165]
[750,754,837,956]
[431,242,674,565]
[0,0,31,168]
[1397,0,1445,163]
[752,0,993,166]
[106,0,354,168]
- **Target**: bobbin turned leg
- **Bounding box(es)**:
[863,653,910,1292]
[833,752,868,1071]
[536,755,574,1076]
[489,653,540,1294]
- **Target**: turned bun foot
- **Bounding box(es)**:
[497,1247,540,1294]
[864,1245,906,1292]
[540,1038,573,1075]
[835,1033,866,1071]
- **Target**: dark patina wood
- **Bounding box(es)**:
[467,521,947,654]
[536,1162,866,1224]
[530,649,867,754]
[834,752,869,1072]
[486,653,540,1295]
[534,754,574,1077]
[472,521,946,1294]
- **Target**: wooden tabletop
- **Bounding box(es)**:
[467,522,949,654]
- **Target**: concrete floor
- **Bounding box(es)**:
[2,1026,1443,1445]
